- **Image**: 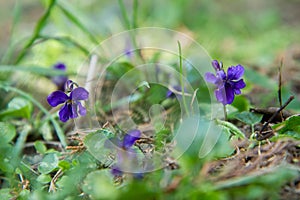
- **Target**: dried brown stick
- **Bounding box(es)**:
[259,95,294,134]
[278,59,283,120]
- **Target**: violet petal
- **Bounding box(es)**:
[47,91,69,107]
[70,87,89,101]
[59,103,71,122]
[70,103,78,118]
[123,129,141,149]
[205,72,217,83]
[111,166,123,176]
[53,63,66,71]
[77,102,87,116]
[215,88,226,105]
[234,88,241,95]
[225,84,235,104]
[227,65,244,80]
[233,79,246,89]
[216,70,226,80]
[212,60,221,71]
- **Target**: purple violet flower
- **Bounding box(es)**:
[123,129,141,149]
[51,63,68,91]
[205,60,246,105]
[47,80,89,122]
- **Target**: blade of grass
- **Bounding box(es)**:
[1,0,22,64]
[0,84,67,147]
[56,2,99,44]
[177,41,190,117]
[37,35,91,56]
[0,65,68,76]
[14,124,31,157]
[118,0,131,30]
[14,0,57,64]
[132,0,138,29]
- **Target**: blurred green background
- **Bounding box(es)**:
[1,0,300,110]
[1,0,300,65]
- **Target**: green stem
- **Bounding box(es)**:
[57,3,99,44]
[14,0,57,64]
[118,0,145,65]
[118,0,131,30]
[0,84,67,147]
[132,0,138,29]
[177,41,190,117]
[14,124,31,157]
[223,105,227,121]
[37,35,90,56]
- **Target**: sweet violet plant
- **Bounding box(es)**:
[47,80,89,122]
[111,129,142,177]
[205,60,246,119]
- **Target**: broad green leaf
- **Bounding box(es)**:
[0,97,33,119]
[0,122,16,143]
[82,170,118,200]
[18,189,30,200]
[146,84,169,104]
[34,141,47,154]
[272,115,300,135]
[235,111,263,125]
[244,68,276,89]
[232,95,250,112]
[37,174,52,184]
[83,129,115,165]
[181,118,235,160]
[0,143,14,173]
[39,121,53,141]
[38,153,59,174]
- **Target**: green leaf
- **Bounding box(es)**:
[235,111,263,125]
[58,160,71,171]
[0,97,33,119]
[0,85,66,147]
[39,121,53,141]
[18,189,30,200]
[272,115,300,135]
[232,95,250,112]
[34,141,47,154]
[0,189,13,200]
[244,68,276,89]
[0,65,68,76]
[82,170,118,199]
[38,153,59,174]
[146,84,168,104]
[215,119,245,139]
[83,129,115,165]
[0,122,16,143]
[155,129,171,151]
[37,174,52,184]
[107,62,135,79]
